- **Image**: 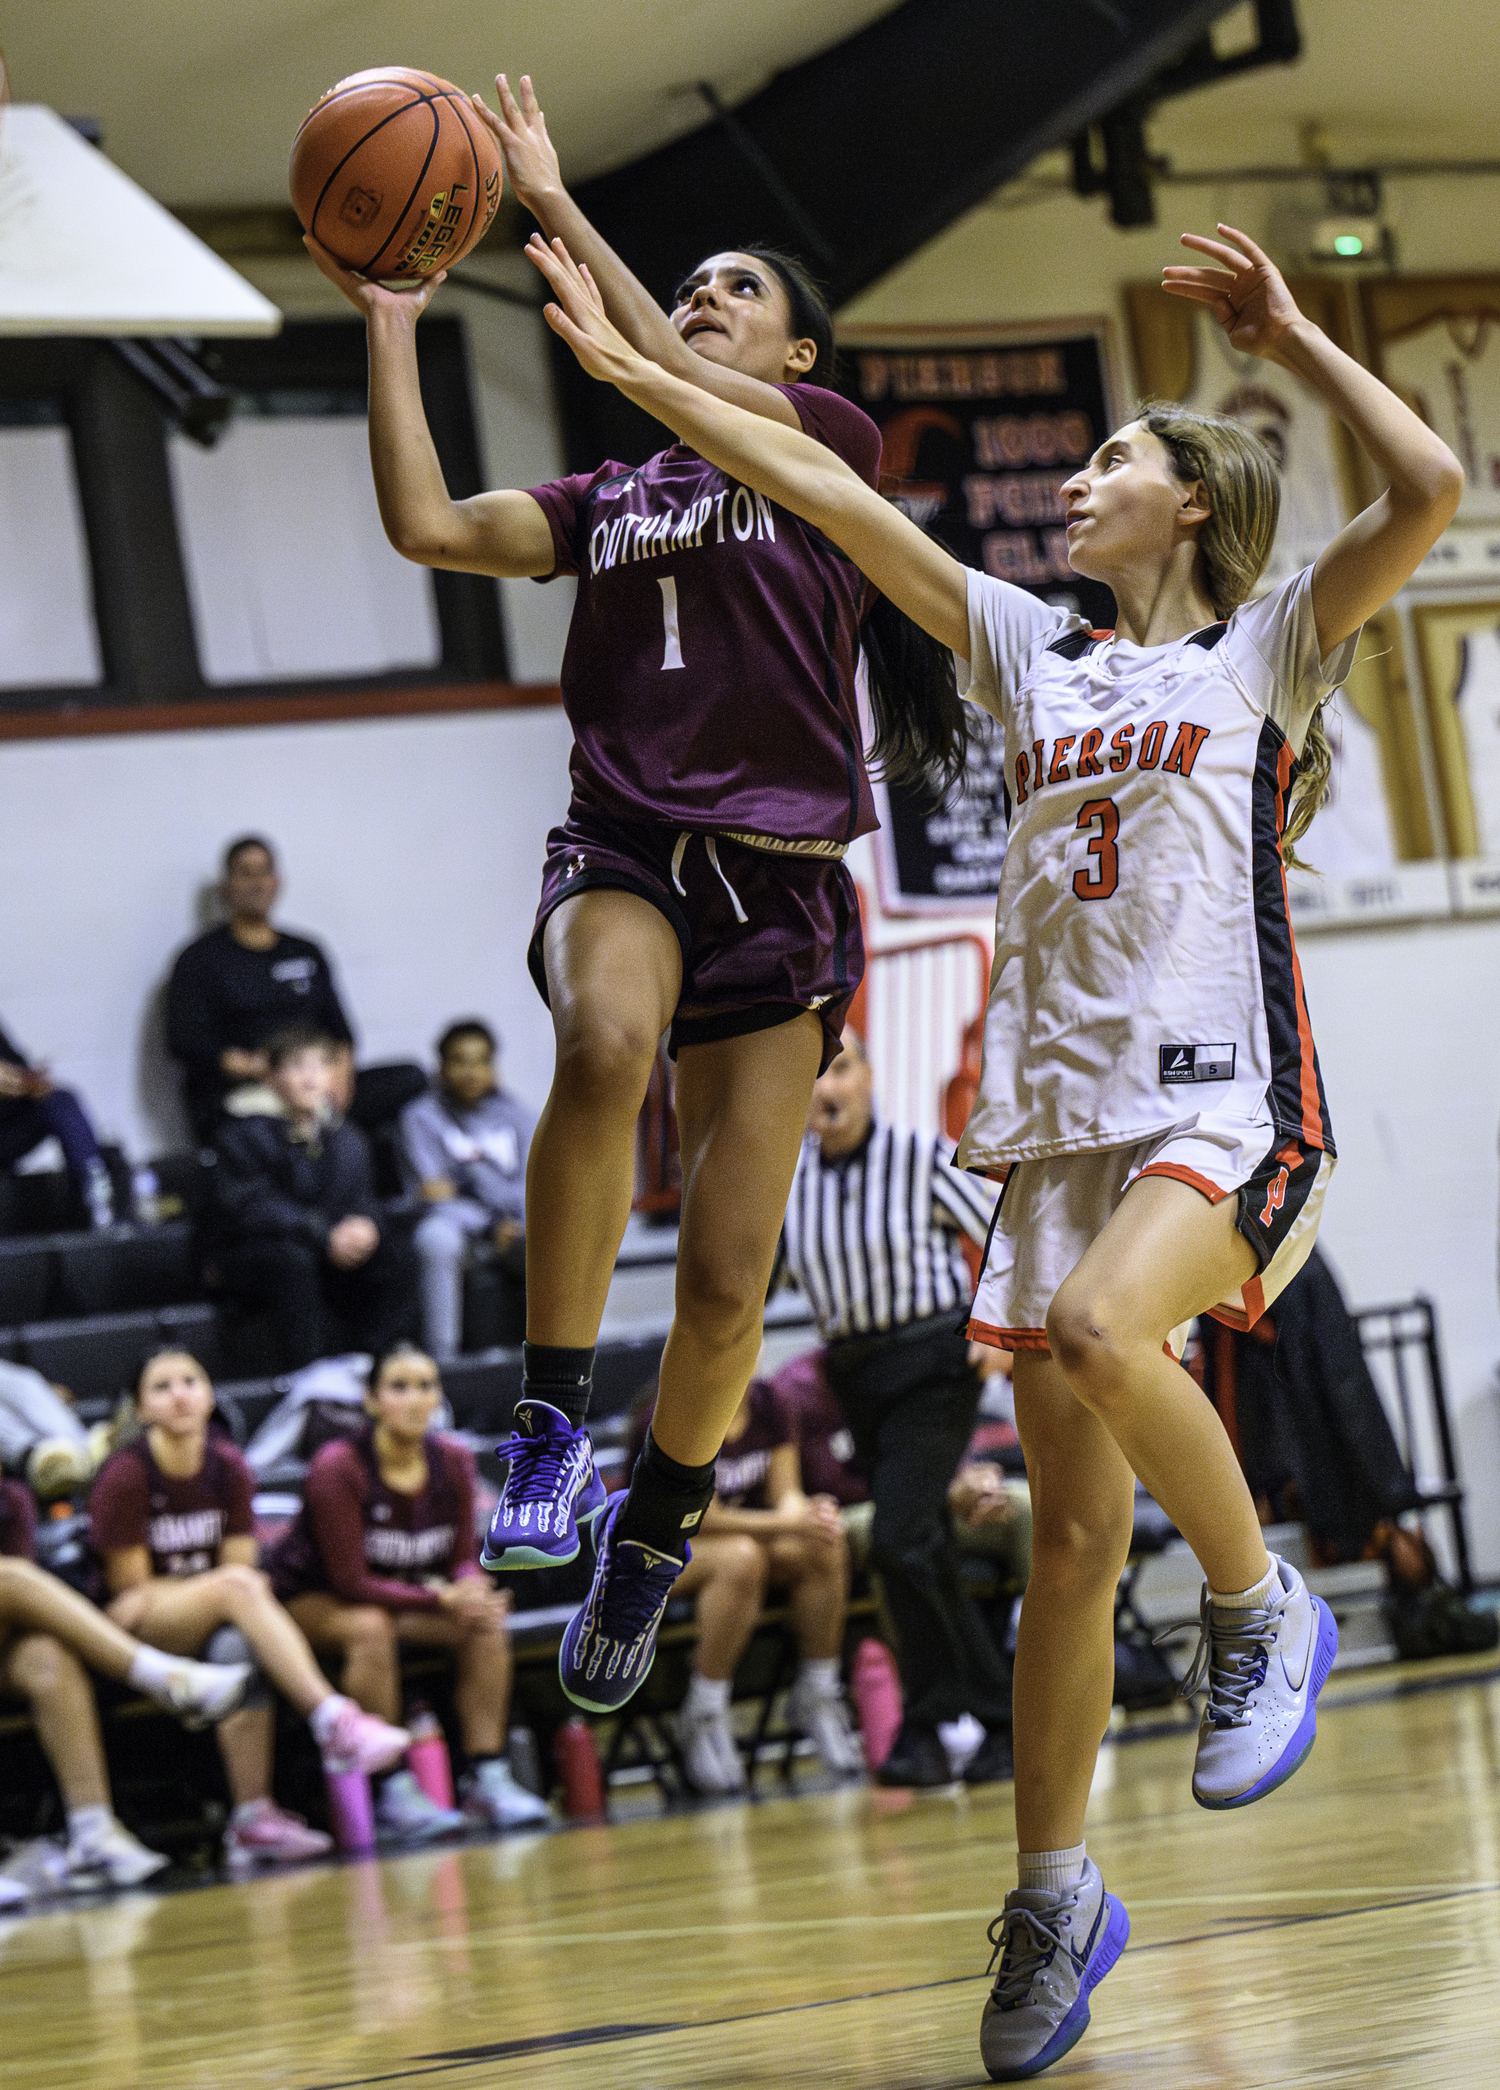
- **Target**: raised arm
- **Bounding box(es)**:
[475,74,806,430]
[528,236,972,657]
[1163,225,1463,653]
[302,237,555,578]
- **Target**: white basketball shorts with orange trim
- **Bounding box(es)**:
[967,1117,1334,1358]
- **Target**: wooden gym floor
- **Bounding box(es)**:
[4,1653,1500,2090]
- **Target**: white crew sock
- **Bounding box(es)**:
[308,1694,349,1748]
[1017,1842,1087,1895]
[66,1804,112,1847]
[1210,1558,1279,1611]
[126,1645,179,1698]
[796,1657,840,1696]
[683,1672,731,1716]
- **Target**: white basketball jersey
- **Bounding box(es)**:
[1452,624,1500,854]
[955,565,1357,1169]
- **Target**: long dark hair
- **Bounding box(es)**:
[718,248,969,795]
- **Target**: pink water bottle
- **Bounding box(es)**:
[850,1637,904,1769]
[324,1766,376,1853]
[406,1708,455,1809]
[554,1717,606,1821]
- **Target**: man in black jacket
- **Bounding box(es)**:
[166,836,423,1148]
[204,1026,418,1370]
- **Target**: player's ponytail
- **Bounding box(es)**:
[860,588,969,798]
[1140,399,1326,865]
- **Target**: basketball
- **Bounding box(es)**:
[289,67,502,287]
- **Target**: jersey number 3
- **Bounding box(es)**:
[1072,797,1119,900]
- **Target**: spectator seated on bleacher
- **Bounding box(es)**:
[165,834,424,1151]
[625,1372,863,1797]
[0,1017,115,1230]
[203,1026,419,1373]
[0,1473,263,1901]
[399,1021,536,1361]
[91,1346,408,1870]
[267,1342,550,1839]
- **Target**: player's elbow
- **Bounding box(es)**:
[1430,446,1465,520]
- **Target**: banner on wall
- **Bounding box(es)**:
[841,320,1122,915]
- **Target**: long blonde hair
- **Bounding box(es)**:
[1139,400,1330,867]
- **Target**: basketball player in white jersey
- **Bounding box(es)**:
[528,224,1462,2080]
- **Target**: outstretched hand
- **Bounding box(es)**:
[526,233,642,383]
[471,73,561,206]
[302,233,446,321]
[1161,223,1306,360]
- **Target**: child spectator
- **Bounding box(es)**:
[91,1349,408,1869]
[269,1343,549,1839]
[165,835,423,1146]
[0,1015,115,1228]
[204,1025,419,1371]
[399,1022,536,1360]
[624,1373,862,1794]
[2,1475,252,1892]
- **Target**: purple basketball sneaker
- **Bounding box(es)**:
[480,1400,607,1570]
[558,1494,686,1713]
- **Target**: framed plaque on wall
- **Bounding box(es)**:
[841,318,1124,915]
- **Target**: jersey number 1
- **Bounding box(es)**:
[1072,797,1119,899]
[658,577,685,670]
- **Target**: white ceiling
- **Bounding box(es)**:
[1,1,1497,215]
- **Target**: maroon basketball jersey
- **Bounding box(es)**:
[89,1436,255,1579]
[529,383,882,846]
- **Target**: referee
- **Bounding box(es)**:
[775,1027,1014,1787]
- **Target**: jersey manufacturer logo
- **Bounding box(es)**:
[1158,1043,1236,1085]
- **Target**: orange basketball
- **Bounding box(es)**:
[290,67,502,287]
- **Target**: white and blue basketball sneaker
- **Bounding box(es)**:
[1185,1555,1339,1809]
[980,1858,1130,2080]
[480,1401,607,1570]
[558,1494,685,1713]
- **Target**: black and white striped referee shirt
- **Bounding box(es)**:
[775,1121,1000,1341]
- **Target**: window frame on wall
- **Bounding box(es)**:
[0,317,509,722]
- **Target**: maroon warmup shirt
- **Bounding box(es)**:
[0,1477,37,1559]
[89,1435,256,1579]
[771,1349,869,1507]
[268,1426,480,1613]
[528,384,883,846]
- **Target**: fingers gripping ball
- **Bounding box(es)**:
[290,67,502,287]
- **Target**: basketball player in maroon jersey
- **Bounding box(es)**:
[304,68,964,1718]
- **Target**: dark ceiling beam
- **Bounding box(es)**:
[555,0,1251,466]
[571,0,1247,311]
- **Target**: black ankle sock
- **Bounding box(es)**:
[521,1342,594,1427]
[616,1429,717,1560]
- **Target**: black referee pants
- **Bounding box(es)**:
[827,1316,1013,1734]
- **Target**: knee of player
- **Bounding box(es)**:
[6,1630,78,1701]
[717,1535,768,1598]
[0,1554,35,1608]
[217,1564,273,1608]
[1043,1290,1132,1393]
[552,1010,661,1104]
[345,1605,396,1651]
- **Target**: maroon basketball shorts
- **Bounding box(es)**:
[528,804,864,1072]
